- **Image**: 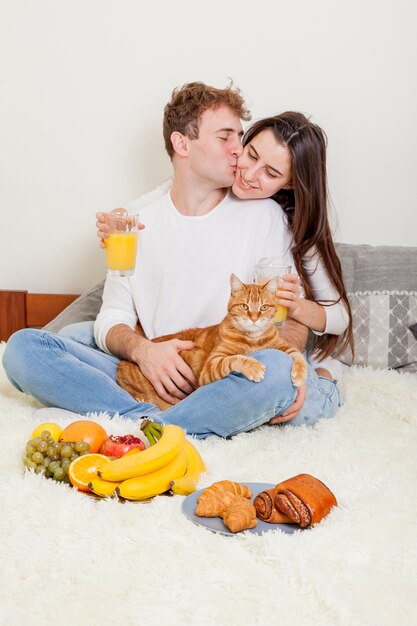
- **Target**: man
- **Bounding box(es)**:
[3,82,310,438]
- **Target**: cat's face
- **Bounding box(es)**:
[228,274,277,333]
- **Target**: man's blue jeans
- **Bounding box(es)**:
[2,323,343,438]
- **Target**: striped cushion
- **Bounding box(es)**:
[339,291,417,369]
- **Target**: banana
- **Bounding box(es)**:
[116,447,187,501]
[88,477,121,497]
[98,424,185,482]
[143,422,163,446]
[169,439,206,496]
[146,429,157,446]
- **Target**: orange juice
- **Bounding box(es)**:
[105,232,138,273]
[274,304,288,324]
[254,260,292,328]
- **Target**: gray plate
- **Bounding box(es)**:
[182,482,302,536]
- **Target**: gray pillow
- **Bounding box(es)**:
[338,290,417,369]
[43,281,104,334]
[335,243,417,370]
[335,243,417,292]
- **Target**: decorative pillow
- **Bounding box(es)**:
[339,291,417,369]
[43,281,105,334]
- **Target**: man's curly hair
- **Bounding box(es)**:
[163,81,251,159]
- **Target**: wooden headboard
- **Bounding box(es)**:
[0,290,79,342]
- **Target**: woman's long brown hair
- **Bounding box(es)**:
[243,112,353,360]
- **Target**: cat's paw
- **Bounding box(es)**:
[291,359,308,387]
[242,359,266,383]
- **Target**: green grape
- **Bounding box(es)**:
[48,460,60,474]
[53,467,65,481]
[32,452,44,464]
[26,443,36,456]
[60,445,73,458]
[23,457,32,467]
[35,465,45,474]
[36,440,48,453]
[27,461,37,471]
[42,456,51,467]
[61,458,71,471]
[74,441,89,453]
[41,430,52,439]
[70,454,78,463]
[46,445,56,457]
[52,441,62,452]
[31,437,42,446]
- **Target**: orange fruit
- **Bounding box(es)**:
[68,454,110,492]
[59,420,107,453]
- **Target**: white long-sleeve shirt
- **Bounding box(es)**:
[94,182,348,353]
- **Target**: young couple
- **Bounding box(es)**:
[3,81,353,438]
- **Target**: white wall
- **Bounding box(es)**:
[1,0,416,294]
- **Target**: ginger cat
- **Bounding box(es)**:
[116,274,308,410]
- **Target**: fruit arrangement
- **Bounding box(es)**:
[23,419,206,500]
[96,421,206,501]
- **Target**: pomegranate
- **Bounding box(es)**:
[100,434,145,458]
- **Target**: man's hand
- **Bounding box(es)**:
[279,318,308,353]
[96,209,145,249]
[268,383,306,425]
[136,339,198,406]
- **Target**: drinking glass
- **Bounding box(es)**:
[255,258,292,327]
[103,210,140,277]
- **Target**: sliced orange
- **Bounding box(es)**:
[68,454,110,492]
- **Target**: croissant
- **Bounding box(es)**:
[274,474,337,528]
[195,489,238,517]
[222,496,258,533]
[253,488,294,524]
[210,480,252,499]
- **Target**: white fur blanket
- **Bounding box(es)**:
[0,342,416,626]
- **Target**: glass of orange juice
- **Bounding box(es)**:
[255,258,292,327]
[104,210,140,276]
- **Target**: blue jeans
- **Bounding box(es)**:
[2,323,343,438]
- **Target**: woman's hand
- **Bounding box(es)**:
[275,273,302,314]
[95,209,145,249]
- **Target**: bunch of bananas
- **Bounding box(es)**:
[88,422,206,501]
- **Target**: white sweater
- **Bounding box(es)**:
[94,183,348,353]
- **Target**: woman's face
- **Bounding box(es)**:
[232,128,292,200]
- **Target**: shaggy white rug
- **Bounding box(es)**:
[0,342,416,626]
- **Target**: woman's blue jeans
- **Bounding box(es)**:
[2,323,343,439]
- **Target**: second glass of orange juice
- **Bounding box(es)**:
[104,211,140,276]
[255,258,292,327]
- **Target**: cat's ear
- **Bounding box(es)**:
[263,276,278,293]
[230,273,245,294]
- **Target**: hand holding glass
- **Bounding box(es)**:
[103,210,140,277]
[255,258,292,327]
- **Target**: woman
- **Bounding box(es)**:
[97,112,353,381]
[231,112,353,368]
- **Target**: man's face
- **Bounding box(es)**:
[187,105,244,188]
